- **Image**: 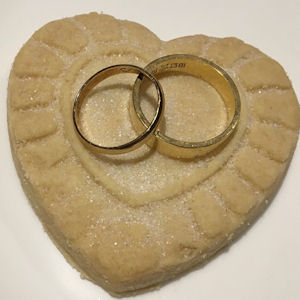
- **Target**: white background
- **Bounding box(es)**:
[0,1,299,299]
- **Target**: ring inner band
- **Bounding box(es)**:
[131,54,241,158]
[73,64,164,155]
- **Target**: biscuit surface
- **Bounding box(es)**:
[7,12,300,296]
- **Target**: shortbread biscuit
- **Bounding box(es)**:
[7,12,300,296]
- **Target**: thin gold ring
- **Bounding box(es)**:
[131,54,241,158]
[73,64,165,154]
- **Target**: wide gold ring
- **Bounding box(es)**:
[73,64,165,154]
[131,54,241,158]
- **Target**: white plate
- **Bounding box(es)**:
[1,1,299,299]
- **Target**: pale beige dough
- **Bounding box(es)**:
[7,12,300,296]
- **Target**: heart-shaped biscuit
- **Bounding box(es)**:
[7,12,300,296]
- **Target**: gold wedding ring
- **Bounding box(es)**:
[131,54,241,158]
[73,64,165,154]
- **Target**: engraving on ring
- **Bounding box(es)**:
[120,67,129,72]
[152,62,186,74]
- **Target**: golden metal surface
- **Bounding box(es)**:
[131,54,241,158]
[73,64,165,154]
